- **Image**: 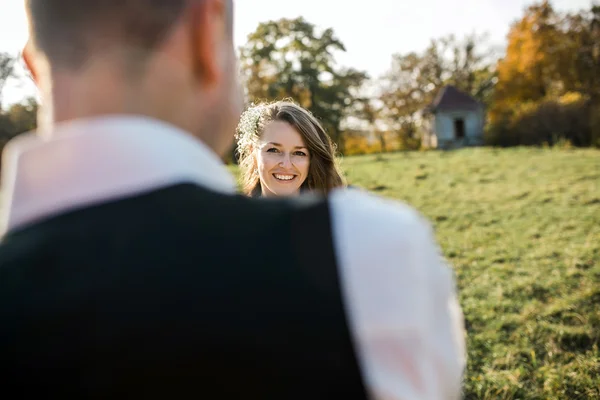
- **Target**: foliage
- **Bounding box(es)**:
[342,134,382,156]
[0,97,38,159]
[238,17,368,151]
[238,4,599,151]
[0,53,37,160]
[236,3,600,151]
[492,1,563,115]
[6,97,38,133]
[561,5,600,101]
[590,103,600,148]
[340,130,423,156]
[0,52,18,111]
[377,33,497,144]
[486,92,595,147]
[489,2,600,147]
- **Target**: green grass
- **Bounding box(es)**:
[234,147,600,399]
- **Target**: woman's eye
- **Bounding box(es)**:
[266,147,279,153]
[294,151,307,157]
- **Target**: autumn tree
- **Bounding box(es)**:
[239,17,368,150]
[488,1,599,147]
[491,1,600,117]
[491,0,563,122]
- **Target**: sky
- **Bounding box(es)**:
[0,0,594,106]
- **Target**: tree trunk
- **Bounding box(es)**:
[378,132,387,153]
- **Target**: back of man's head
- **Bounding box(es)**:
[23,0,241,156]
[25,0,194,70]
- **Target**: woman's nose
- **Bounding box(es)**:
[279,154,292,168]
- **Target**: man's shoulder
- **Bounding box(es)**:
[327,187,432,238]
[257,187,434,247]
[325,187,440,270]
[0,184,317,247]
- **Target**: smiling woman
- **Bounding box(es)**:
[235,100,345,197]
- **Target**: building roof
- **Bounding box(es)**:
[424,85,482,113]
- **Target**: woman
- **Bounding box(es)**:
[235,101,345,197]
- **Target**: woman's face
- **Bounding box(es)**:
[256,121,310,197]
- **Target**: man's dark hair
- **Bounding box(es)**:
[26,0,230,70]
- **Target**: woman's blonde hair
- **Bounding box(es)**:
[235,100,345,197]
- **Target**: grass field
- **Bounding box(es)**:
[235,147,600,399]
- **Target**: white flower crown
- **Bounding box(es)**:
[235,104,267,147]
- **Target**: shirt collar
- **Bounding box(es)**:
[1,115,236,235]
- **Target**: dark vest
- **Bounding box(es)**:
[0,184,367,399]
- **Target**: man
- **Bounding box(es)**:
[0,1,465,398]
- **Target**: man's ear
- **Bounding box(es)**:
[188,0,227,87]
[22,40,40,84]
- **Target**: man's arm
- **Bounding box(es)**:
[329,188,466,400]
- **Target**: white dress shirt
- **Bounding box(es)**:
[0,115,466,400]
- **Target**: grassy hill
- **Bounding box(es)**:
[234,147,600,399]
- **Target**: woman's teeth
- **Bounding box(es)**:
[274,174,295,181]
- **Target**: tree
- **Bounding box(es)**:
[362,99,386,152]
[445,33,499,107]
[0,97,38,160]
[491,1,565,121]
[239,17,368,151]
[559,5,600,101]
[0,52,18,111]
[7,97,38,133]
[378,33,496,143]
[379,52,426,142]
[486,2,600,147]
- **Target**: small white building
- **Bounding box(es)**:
[421,86,485,149]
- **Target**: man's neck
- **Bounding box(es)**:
[35,55,224,156]
[41,55,190,130]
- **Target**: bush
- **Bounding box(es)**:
[590,103,600,149]
[341,130,422,156]
[343,134,381,156]
[486,93,596,148]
